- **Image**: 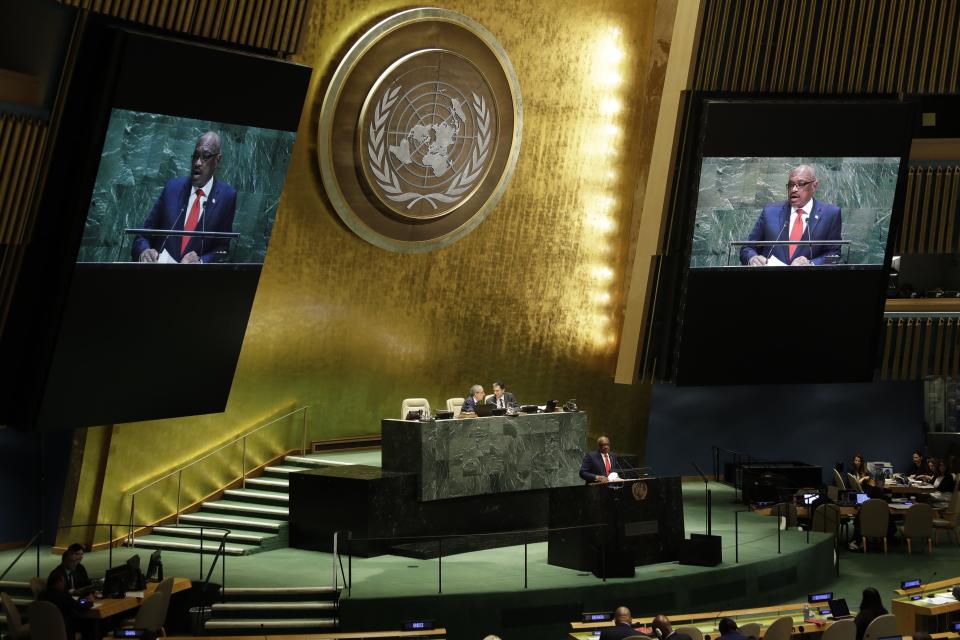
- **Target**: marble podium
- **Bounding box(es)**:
[382,412,588,500]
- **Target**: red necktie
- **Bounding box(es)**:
[182,188,204,255]
[603,454,611,475]
[789,209,804,259]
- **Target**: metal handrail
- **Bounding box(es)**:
[0,530,42,582]
[126,405,311,543]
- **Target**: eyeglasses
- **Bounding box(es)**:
[786,180,815,190]
[192,151,220,162]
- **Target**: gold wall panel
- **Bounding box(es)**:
[77,0,674,535]
[898,165,960,255]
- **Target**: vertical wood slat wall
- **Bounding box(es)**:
[0,1,309,337]
[59,0,310,54]
[694,0,960,93]
[881,317,960,380]
[901,165,960,255]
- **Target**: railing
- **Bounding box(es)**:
[333,523,608,597]
[0,522,231,595]
[126,405,311,544]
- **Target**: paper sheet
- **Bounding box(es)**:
[158,249,177,264]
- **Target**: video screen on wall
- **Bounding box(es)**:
[691,156,901,268]
[78,109,296,265]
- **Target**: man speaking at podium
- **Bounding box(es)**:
[580,436,621,483]
[132,131,237,264]
[739,164,842,267]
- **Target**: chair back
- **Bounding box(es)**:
[862,614,897,640]
[812,503,841,535]
[446,397,464,418]
[155,576,175,599]
[0,592,27,637]
[772,503,798,529]
[763,615,794,640]
[738,623,761,639]
[821,619,855,640]
[847,473,863,491]
[400,398,431,419]
[675,626,703,640]
[134,589,171,633]
[27,600,67,640]
[944,487,960,525]
[859,499,890,537]
[833,468,847,489]
[902,502,934,538]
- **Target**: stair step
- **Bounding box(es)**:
[179,513,284,532]
[9,596,30,607]
[203,500,289,518]
[204,618,338,630]
[0,580,29,591]
[284,455,355,468]
[222,586,339,597]
[264,465,309,475]
[224,488,289,503]
[245,477,289,490]
[212,601,337,612]
[151,526,269,545]
[128,535,254,556]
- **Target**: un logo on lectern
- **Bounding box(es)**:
[318,9,522,252]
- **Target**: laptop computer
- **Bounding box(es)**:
[473,403,494,417]
[855,492,870,505]
[828,598,854,620]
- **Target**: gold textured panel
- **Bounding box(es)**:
[74,0,673,536]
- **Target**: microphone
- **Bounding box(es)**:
[157,205,187,260]
[767,218,788,261]
[803,212,821,264]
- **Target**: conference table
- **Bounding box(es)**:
[570,602,840,640]
[891,576,960,635]
[80,576,191,627]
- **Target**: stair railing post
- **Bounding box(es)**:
[176,469,183,525]
[301,406,309,455]
[241,435,247,489]
[332,531,339,591]
[437,537,442,594]
[128,495,136,546]
[200,526,204,585]
[36,534,40,578]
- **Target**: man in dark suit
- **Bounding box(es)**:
[461,384,485,414]
[46,542,91,594]
[580,436,620,483]
[739,164,842,266]
[133,131,237,264]
[652,615,693,640]
[600,606,638,640]
[718,618,748,640]
[486,381,516,409]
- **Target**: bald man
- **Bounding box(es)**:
[599,606,638,640]
[133,131,238,264]
[652,615,693,640]
[579,436,621,483]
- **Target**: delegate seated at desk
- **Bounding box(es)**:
[461,384,485,414]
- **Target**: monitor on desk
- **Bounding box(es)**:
[866,461,893,478]
[102,564,133,598]
[856,492,870,505]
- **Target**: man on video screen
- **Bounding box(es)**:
[132,131,237,263]
[739,164,842,266]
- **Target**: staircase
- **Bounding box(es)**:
[131,453,356,556]
[0,580,32,636]
[203,586,339,634]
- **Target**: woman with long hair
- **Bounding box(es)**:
[854,587,888,640]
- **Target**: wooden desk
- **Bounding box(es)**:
[83,577,191,620]
[166,630,447,639]
[891,576,960,635]
[570,603,838,640]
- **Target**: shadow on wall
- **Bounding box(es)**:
[646,381,923,483]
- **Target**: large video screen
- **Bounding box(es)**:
[691,156,900,268]
[78,109,295,264]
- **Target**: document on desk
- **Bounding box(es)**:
[91,602,103,609]
[157,249,177,264]
[765,255,787,266]
[925,594,956,605]
[125,590,145,598]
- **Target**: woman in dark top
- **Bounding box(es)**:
[854,587,888,640]
[851,453,870,482]
[932,458,956,493]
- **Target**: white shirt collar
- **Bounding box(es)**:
[193,176,214,198]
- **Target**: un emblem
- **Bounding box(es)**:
[318,9,522,252]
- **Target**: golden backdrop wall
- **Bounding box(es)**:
[72,0,679,538]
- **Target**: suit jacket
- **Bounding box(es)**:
[461,395,481,413]
[740,199,842,266]
[47,563,91,592]
[486,391,516,408]
[579,450,620,482]
[599,622,641,640]
[133,176,238,263]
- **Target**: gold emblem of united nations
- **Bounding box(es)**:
[631,481,648,502]
[318,8,522,252]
